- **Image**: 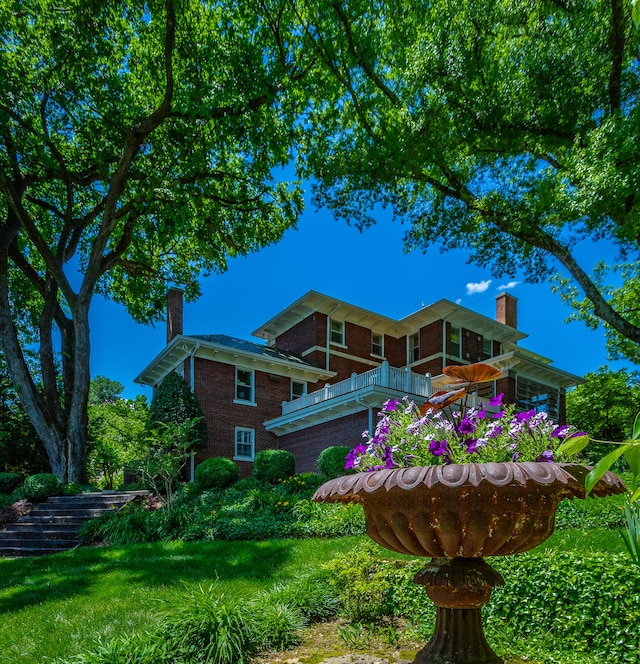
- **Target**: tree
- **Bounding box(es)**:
[149,371,207,452]
[565,366,640,464]
[296,0,640,362]
[0,0,309,482]
[0,354,50,475]
[87,381,149,489]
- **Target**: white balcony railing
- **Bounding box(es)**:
[282,362,432,415]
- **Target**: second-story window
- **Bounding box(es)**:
[291,380,306,400]
[482,338,493,360]
[408,332,420,363]
[330,319,345,345]
[235,368,255,404]
[449,325,461,358]
[371,332,384,357]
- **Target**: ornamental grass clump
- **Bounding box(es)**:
[346,362,585,472]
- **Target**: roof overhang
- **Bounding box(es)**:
[430,351,582,391]
[134,335,335,387]
[252,290,527,344]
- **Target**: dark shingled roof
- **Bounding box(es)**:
[190,334,316,368]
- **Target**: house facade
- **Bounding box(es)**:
[135,290,581,475]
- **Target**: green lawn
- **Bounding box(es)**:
[0,537,362,664]
[0,528,629,664]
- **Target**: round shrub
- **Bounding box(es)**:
[0,472,23,495]
[317,446,353,478]
[252,449,295,484]
[195,457,240,489]
[22,473,63,502]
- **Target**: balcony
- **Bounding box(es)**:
[282,362,432,415]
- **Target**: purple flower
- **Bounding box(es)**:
[489,393,504,407]
[487,425,502,438]
[382,445,395,469]
[457,417,476,435]
[384,399,400,412]
[511,451,521,461]
[492,411,505,419]
[536,449,554,463]
[345,444,367,469]
[516,409,536,422]
[429,439,448,457]
[464,439,480,454]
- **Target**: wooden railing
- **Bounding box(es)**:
[282,361,432,415]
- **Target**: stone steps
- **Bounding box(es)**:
[0,490,150,557]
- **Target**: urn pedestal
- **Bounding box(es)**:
[313,462,625,664]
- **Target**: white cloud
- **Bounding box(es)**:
[497,281,520,291]
[466,280,492,295]
[455,298,462,305]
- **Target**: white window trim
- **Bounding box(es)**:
[291,380,307,401]
[371,332,384,358]
[234,367,256,406]
[449,325,462,359]
[407,332,420,364]
[234,427,255,461]
[330,319,345,346]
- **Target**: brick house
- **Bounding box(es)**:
[135,289,581,475]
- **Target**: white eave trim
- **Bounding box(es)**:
[135,335,335,387]
[264,384,423,436]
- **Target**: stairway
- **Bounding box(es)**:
[0,490,150,557]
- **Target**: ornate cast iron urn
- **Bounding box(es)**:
[313,462,625,664]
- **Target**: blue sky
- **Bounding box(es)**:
[88,192,625,400]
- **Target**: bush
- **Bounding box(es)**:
[326,543,640,663]
[22,473,63,502]
[79,502,163,545]
[317,446,353,478]
[195,457,240,490]
[0,472,23,495]
[252,449,295,484]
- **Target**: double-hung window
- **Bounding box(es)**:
[371,332,384,357]
[408,332,420,363]
[449,326,461,358]
[234,427,255,460]
[330,319,345,345]
[235,368,255,404]
[291,380,306,400]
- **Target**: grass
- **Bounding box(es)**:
[0,523,630,664]
[0,537,362,664]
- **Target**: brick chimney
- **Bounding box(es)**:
[496,292,518,328]
[166,288,183,343]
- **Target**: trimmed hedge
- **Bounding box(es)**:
[22,473,64,502]
[195,457,240,489]
[317,446,353,478]
[0,472,23,495]
[252,449,295,484]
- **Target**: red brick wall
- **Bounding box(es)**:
[275,313,326,355]
[191,358,292,475]
[279,410,371,473]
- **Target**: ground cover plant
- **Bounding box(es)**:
[2,487,637,664]
[79,474,366,545]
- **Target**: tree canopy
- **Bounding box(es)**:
[296,0,640,362]
[0,0,308,481]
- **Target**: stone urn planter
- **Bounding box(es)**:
[313,461,626,664]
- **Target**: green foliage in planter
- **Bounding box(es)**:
[195,457,239,489]
[252,449,295,484]
[0,471,22,495]
[317,445,353,478]
[22,473,63,502]
[149,372,208,451]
